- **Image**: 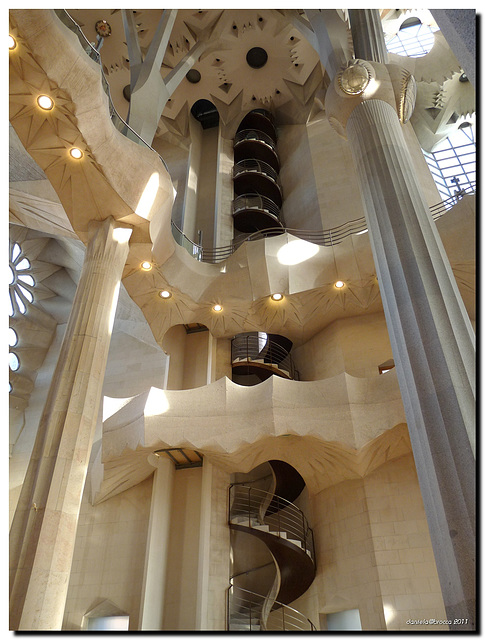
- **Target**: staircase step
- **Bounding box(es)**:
[230,624,261,630]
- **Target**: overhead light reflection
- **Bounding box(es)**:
[145,386,170,416]
[136,172,159,220]
[277,239,319,265]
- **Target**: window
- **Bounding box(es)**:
[386,19,439,58]
[9,242,35,316]
[423,122,476,201]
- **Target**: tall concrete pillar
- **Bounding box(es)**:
[138,453,174,629]
[9,217,132,630]
[348,9,389,64]
[195,460,213,629]
[326,61,475,629]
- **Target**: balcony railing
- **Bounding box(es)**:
[172,182,476,263]
[231,333,299,381]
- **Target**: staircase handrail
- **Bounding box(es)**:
[229,484,314,560]
[227,584,316,631]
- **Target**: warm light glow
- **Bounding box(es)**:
[37,94,54,110]
[212,304,223,312]
[69,147,83,159]
[135,172,159,220]
[271,293,284,301]
[277,239,319,266]
[141,261,152,271]
[103,395,135,422]
[108,281,121,335]
[159,290,172,299]
[112,227,132,243]
[335,280,345,289]
[145,386,170,417]
[9,35,17,50]
[383,604,395,624]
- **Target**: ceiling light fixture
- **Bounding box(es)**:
[212,304,223,312]
[69,147,83,159]
[335,280,345,289]
[271,293,283,301]
[159,290,172,299]
[141,261,152,271]
[9,35,17,50]
[37,94,54,110]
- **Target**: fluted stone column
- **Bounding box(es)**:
[9,217,132,630]
[139,453,174,629]
[326,63,475,629]
[348,9,389,64]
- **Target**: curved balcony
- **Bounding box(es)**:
[234,130,280,172]
[231,332,298,382]
[232,194,284,234]
[233,160,282,208]
[238,109,277,141]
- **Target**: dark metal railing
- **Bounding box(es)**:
[232,193,281,218]
[233,159,279,184]
[227,585,316,631]
[235,129,278,151]
[172,182,476,264]
[229,484,315,561]
[231,333,299,381]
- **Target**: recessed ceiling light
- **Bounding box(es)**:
[69,147,83,159]
[141,261,152,271]
[9,35,17,50]
[335,280,345,289]
[37,95,54,110]
[159,290,171,299]
[271,293,283,301]
[212,304,223,312]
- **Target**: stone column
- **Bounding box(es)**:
[9,217,132,630]
[348,9,389,64]
[195,460,213,629]
[138,453,174,630]
[326,63,475,629]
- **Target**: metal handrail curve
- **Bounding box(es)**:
[229,484,315,561]
[235,129,278,151]
[227,584,316,631]
[233,159,280,184]
[232,193,281,218]
[54,9,169,173]
[231,334,299,380]
[173,182,476,263]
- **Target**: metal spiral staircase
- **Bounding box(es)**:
[228,461,316,631]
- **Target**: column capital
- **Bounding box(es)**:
[325,59,417,138]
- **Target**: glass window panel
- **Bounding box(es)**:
[11,243,21,261]
[16,258,31,271]
[9,292,15,317]
[14,291,26,314]
[9,352,20,372]
[18,274,35,286]
[18,284,33,303]
[9,327,18,347]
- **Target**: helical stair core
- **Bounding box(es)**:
[228,461,316,631]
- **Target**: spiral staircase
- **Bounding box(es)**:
[228,461,316,631]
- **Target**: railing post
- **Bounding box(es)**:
[282,604,285,630]
[302,511,306,552]
[248,487,251,526]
